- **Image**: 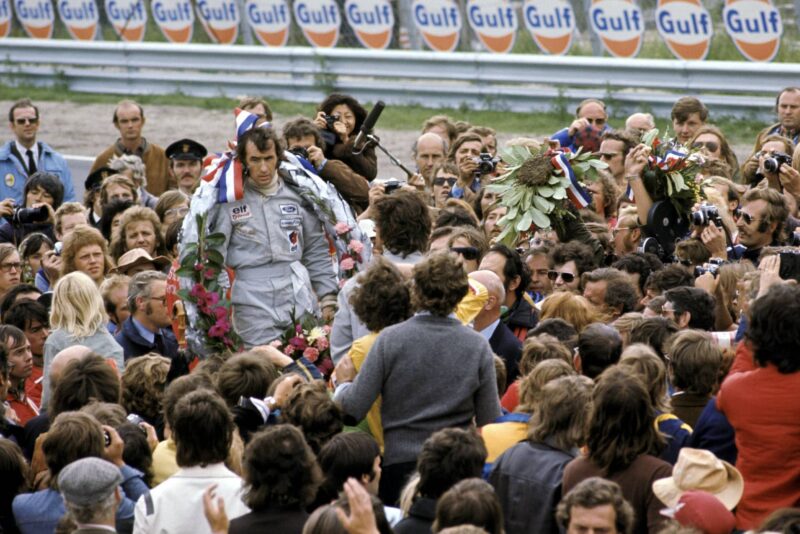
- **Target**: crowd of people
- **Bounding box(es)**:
[0,87,799,534]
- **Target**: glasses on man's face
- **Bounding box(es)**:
[14,117,38,126]
[451,246,479,261]
[433,177,457,188]
[739,211,761,226]
[672,256,693,267]
[165,206,189,218]
[547,270,575,284]
[149,295,167,306]
[0,262,21,273]
[692,141,719,153]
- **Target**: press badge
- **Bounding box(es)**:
[230,204,252,223]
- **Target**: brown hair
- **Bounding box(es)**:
[239,96,274,122]
[54,202,87,236]
[109,206,168,261]
[619,344,670,413]
[350,257,411,332]
[433,478,504,534]
[411,250,469,316]
[422,115,457,145]
[519,334,572,376]
[50,354,121,418]
[162,372,215,429]
[674,238,711,266]
[43,412,105,487]
[446,226,488,261]
[121,354,170,422]
[671,96,708,122]
[172,389,234,467]
[374,190,432,256]
[518,358,576,413]
[154,191,189,224]
[742,186,789,243]
[281,381,343,455]
[689,125,739,173]
[216,352,280,407]
[100,174,139,206]
[447,133,485,162]
[60,225,113,280]
[528,374,592,451]
[557,477,634,534]
[667,330,722,396]
[8,98,38,123]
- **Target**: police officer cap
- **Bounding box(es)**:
[166,139,208,161]
[85,167,115,192]
[58,457,123,506]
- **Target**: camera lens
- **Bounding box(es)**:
[764,157,779,173]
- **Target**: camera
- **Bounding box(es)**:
[383,178,401,194]
[694,258,726,278]
[763,152,793,174]
[288,146,309,160]
[473,153,500,176]
[5,204,48,225]
[691,203,723,227]
[323,113,340,131]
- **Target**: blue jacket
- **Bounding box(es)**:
[0,141,75,204]
[115,316,179,361]
[551,123,612,152]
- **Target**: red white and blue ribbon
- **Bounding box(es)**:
[551,153,592,209]
[624,184,635,202]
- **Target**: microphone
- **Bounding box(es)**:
[353,101,385,152]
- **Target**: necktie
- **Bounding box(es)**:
[154,332,165,356]
[26,149,36,175]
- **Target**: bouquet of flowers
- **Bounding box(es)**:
[636,129,703,217]
[333,221,365,285]
[486,144,606,246]
[176,212,243,354]
[270,308,333,376]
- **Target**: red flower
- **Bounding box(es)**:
[290,336,307,351]
[212,306,228,321]
[303,347,320,363]
[204,268,216,280]
[209,320,230,338]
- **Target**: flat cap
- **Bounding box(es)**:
[58,457,122,506]
[166,138,207,161]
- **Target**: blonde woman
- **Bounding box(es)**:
[42,272,124,402]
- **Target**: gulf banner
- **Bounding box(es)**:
[412,0,461,52]
[56,0,98,39]
[655,0,712,60]
[14,0,54,38]
[293,0,340,48]
[245,0,289,46]
[0,0,12,37]
[589,0,644,58]
[104,0,146,40]
[466,0,517,54]
[152,0,194,43]
[344,0,393,50]
[196,0,239,44]
[522,0,575,55]
[723,0,782,62]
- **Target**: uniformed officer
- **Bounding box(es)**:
[166,138,207,197]
[206,127,337,347]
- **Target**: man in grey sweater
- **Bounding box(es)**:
[334,251,502,505]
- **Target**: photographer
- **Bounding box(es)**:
[741,134,795,188]
[448,133,489,203]
[313,93,377,181]
[0,172,62,245]
[283,117,369,212]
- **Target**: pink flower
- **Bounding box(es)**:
[204,268,216,280]
[315,336,329,351]
[190,284,207,299]
[290,336,307,351]
[207,292,220,307]
[194,263,203,272]
[283,344,295,355]
[303,347,320,363]
[269,340,283,348]
[209,320,230,338]
[212,306,228,321]
[334,222,350,235]
[295,324,303,334]
[348,239,364,255]
[340,257,355,271]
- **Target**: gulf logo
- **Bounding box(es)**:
[466,0,516,54]
[57,0,98,40]
[245,0,289,47]
[344,0,393,50]
[522,0,575,55]
[589,0,643,58]
[104,0,146,41]
[412,0,461,52]
[655,0,712,60]
[196,0,239,44]
[14,0,54,38]
[293,0,340,48]
[152,0,194,43]
[0,0,13,37]
[723,0,782,62]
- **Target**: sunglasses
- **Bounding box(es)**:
[673,256,693,267]
[14,117,38,126]
[451,246,479,261]
[692,141,719,153]
[740,212,760,225]
[433,177,457,187]
[547,270,575,283]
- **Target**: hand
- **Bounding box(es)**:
[367,184,385,208]
[252,344,293,368]
[624,144,651,179]
[42,250,62,281]
[306,145,325,167]
[273,373,303,408]
[700,223,727,258]
[567,117,590,136]
[333,120,349,143]
[694,271,718,295]
[140,421,159,452]
[313,112,329,131]
[757,254,783,299]
[0,199,14,219]
[321,305,336,323]
[457,157,478,182]
[407,173,426,191]
[203,484,229,534]
[3,404,20,425]
[333,355,357,384]
[778,163,800,198]
[30,202,55,224]
[335,478,380,534]
[102,425,125,467]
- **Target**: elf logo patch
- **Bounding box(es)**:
[15,0,54,39]
[466,0,517,54]
[723,0,782,62]
[57,0,99,40]
[590,0,644,58]
[655,0,712,60]
[293,0,340,48]
[231,204,252,222]
[523,0,575,55]
[344,0,393,50]
[412,0,461,53]
[245,0,289,47]
[152,0,194,43]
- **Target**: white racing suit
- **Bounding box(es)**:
[207,177,338,347]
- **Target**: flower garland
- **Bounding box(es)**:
[175,212,243,354]
[486,144,606,246]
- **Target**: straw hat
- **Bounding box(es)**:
[653,448,743,510]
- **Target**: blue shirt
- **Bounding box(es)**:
[132,316,156,345]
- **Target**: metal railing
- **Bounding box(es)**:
[0,38,794,118]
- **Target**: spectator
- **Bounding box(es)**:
[557,478,634,534]
[165,138,207,197]
[478,244,537,341]
[229,425,321,534]
[574,323,622,379]
[597,130,637,187]
[422,115,457,146]
[100,274,131,335]
[3,300,51,406]
[662,287,716,331]
[313,93,377,181]
[114,271,178,361]
[0,172,63,245]
[628,317,678,362]
[99,198,134,243]
[134,389,249,532]
[153,190,189,232]
[540,292,603,333]
[121,354,170,438]
[281,381,342,455]
[563,366,672,534]
[19,233,52,285]
[490,375,592,534]
[0,243,22,301]
[110,206,167,263]
[0,440,28,534]
[501,334,573,412]
[671,97,708,146]
[689,125,740,182]
[433,479,504,534]
[108,154,157,209]
[551,98,610,153]
[734,187,789,264]
[0,325,37,426]
[60,225,113,285]
[99,174,138,210]
[446,226,487,274]
[57,457,123,533]
[523,246,553,303]
[667,330,723,428]
[549,241,597,294]
[428,162,459,209]
[49,353,121,420]
[447,133,485,202]
[642,265,694,307]
[582,268,638,319]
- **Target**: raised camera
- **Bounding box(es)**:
[5,205,49,226]
[763,152,793,174]
[473,153,501,176]
[691,203,722,227]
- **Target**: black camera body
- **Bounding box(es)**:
[691,203,723,227]
[288,146,309,160]
[319,113,342,147]
[383,178,401,194]
[474,153,500,176]
[763,152,793,174]
[323,113,340,131]
[5,205,48,226]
